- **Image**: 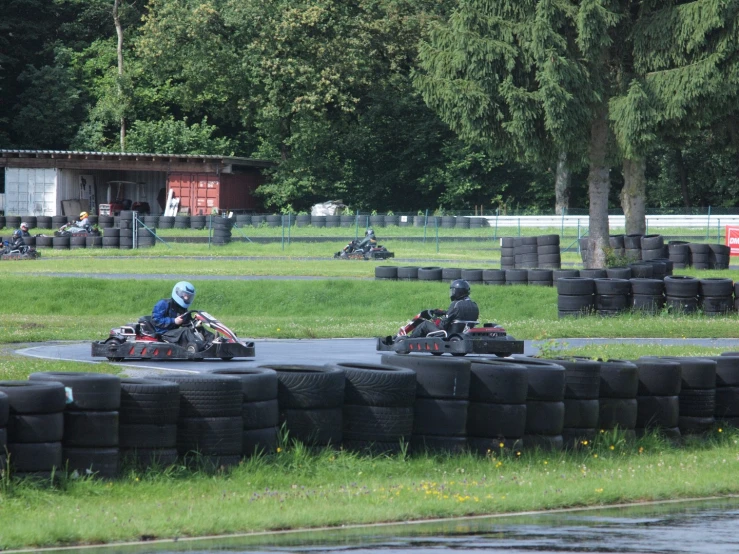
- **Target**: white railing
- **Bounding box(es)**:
[480,214,739,229]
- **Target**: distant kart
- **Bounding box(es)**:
[1,243,40,260]
[376,310,524,357]
[334,245,395,260]
[54,223,100,237]
[91,310,255,362]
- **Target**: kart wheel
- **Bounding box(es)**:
[107,357,124,362]
[431,352,443,356]
[221,357,234,361]
[451,353,467,357]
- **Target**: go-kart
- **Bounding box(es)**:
[54,223,101,237]
[334,242,394,260]
[1,242,40,260]
[376,309,524,357]
[91,310,255,362]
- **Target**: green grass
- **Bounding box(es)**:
[1,428,739,549]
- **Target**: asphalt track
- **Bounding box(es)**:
[18,337,739,376]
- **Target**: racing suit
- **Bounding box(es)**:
[409,296,480,338]
[151,298,213,348]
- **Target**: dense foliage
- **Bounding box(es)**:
[0,0,737,216]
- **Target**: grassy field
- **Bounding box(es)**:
[0,232,738,549]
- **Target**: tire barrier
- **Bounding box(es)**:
[211,218,233,246]
[7,352,739,480]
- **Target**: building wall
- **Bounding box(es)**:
[4,168,57,216]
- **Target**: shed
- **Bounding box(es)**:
[0,150,274,217]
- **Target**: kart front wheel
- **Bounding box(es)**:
[220,356,234,361]
[107,357,124,362]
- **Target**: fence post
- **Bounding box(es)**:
[494,208,498,240]
[287,213,291,245]
[577,219,581,254]
[435,215,439,253]
[355,212,359,239]
[424,209,428,244]
[281,215,285,250]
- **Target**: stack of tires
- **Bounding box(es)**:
[417,267,442,282]
[504,268,528,285]
[210,368,280,457]
[153,374,243,467]
[119,226,133,250]
[86,235,103,248]
[335,362,416,454]
[103,227,120,249]
[714,354,739,427]
[514,237,539,269]
[36,235,53,249]
[594,278,631,316]
[381,355,470,453]
[158,216,175,229]
[483,269,506,285]
[29,372,121,479]
[664,275,699,314]
[118,378,179,469]
[190,215,207,230]
[517,357,566,451]
[136,227,156,248]
[461,268,483,284]
[70,235,87,250]
[630,278,665,314]
[374,266,398,280]
[527,269,553,287]
[500,237,515,270]
[595,360,639,440]
[211,217,233,245]
[236,214,252,227]
[270,365,345,448]
[698,277,734,315]
[688,243,710,269]
[641,235,667,260]
[556,277,594,318]
[633,358,682,440]
[0,381,65,478]
[609,235,625,258]
[709,244,731,269]
[668,241,690,269]
[36,216,52,229]
[465,359,528,455]
[624,234,643,261]
[51,215,67,229]
[553,358,601,448]
[174,215,190,230]
[646,357,717,436]
[537,235,561,269]
[52,235,70,250]
[397,266,418,281]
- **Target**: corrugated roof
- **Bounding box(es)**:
[0,149,275,168]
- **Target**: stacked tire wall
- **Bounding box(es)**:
[553,358,601,447]
[595,360,639,441]
[501,235,561,270]
[633,359,682,440]
[714,354,739,428]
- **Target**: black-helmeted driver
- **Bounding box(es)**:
[409,279,480,338]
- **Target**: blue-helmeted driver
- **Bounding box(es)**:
[152,281,212,351]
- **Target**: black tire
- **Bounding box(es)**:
[556,278,594,295]
[63,410,119,447]
[36,236,53,248]
[630,278,664,295]
[505,269,528,285]
[468,360,528,404]
[119,423,177,448]
[7,412,64,443]
[629,263,653,278]
[579,269,607,279]
[678,389,716,418]
[177,416,243,455]
[593,278,631,295]
[709,356,739,387]
[595,294,629,310]
[52,236,70,249]
[243,426,279,456]
[557,295,594,311]
[715,387,739,418]
[549,358,601,400]
[537,234,560,246]
[597,359,639,399]
[606,267,631,279]
[493,357,566,401]
[688,243,710,254]
[467,402,526,438]
[63,447,119,479]
[699,278,734,297]
[563,398,600,428]
[482,269,506,284]
[331,362,416,407]
[678,415,714,435]
[119,378,180,424]
[264,364,345,409]
[418,267,443,281]
[663,275,699,297]
[208,368,278,402]
[442,268,462,280]
[380,354,470,400]
[410,434,467,454]
[701,295,734,314]
[537,245,560,255]
[343,405,413,441]
[636,395,679,428]
[525,401,565,435]
[397,266,419,280]
[150,374,243,418]
[0,391,8,427]
[28,372,121,411]
[553,269,580,280]
[69,236,87,249]
[599,398,638,429]
[0,381,66,414]
[7,442,63,472]
[634,359,682,396]
[279,407,343,446]
[413,398,468,436]
[461,269,483,282]
[528,269,553,282]
[102,237,119,247]
[374,266,398,280]
[665,295,699,313]
[242,399,279,430]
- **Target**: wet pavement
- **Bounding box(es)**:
[19,497,739,554]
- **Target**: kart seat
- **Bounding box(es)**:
[137,316,160,339]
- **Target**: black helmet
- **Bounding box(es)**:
[365,228,375,237]
[449,279,471,301]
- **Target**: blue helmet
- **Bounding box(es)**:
[172,281,195,309]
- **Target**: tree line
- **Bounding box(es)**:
[1,0,738,264]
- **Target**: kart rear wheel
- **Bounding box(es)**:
[431,352,443,356]
[221,357,234,361]
[107,357,124,362]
